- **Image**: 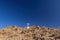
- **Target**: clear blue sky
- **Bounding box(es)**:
[0,0,60,29]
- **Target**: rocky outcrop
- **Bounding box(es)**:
[0,26,60,40]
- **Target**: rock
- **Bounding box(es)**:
[0,26,60,40]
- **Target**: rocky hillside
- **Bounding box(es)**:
[0,26,60,40]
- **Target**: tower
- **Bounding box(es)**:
[27,23,30,29]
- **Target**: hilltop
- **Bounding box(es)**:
[0,26,60,40]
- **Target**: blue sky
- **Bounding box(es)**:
[0,0,60,29]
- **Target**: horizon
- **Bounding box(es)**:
[0,25,59,30]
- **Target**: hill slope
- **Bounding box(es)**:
[0,26,60,40]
